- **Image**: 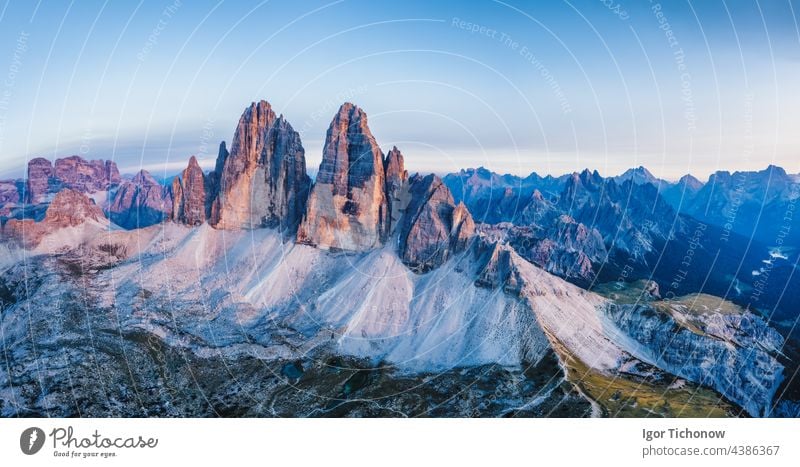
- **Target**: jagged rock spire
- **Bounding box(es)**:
[297,103,389,250]
[210,100,277,229]
[109,169,172,229]
[172,156,208,226]
[210,101,310,231]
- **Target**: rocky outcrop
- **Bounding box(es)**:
[473,241,522,293]
[211,101,277,229]
[205,141,229,217]
[605,299,783,417]
[661,173,704,210]
[442,167,569,224]
[451,202,475,252]
[398,174,475,272]
[383,146,408,228]
[172,156,209,226]
[4,188,106,248]
[2,219,37,247]
[559,175,679,260]
[675,165,800,246]
[54,156,120,192]
[613,165,667,187]
[643,280,660,299]
[43,188,106,226]
[507,215,606,287]
[518,189,555,225]
[297,103,389,250]
[259,116,311,230]
[108,170,171,229]
[26,158,55,204]
[26,156,120,204]
[561,169,604,208]
[210,102,310,232]
[544,215,605,257]
[0,180,20,205]
[0,180,21,217]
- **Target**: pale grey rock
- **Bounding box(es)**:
[211,102,310,232]
[383,146,408,229]
[211,100,277,229]
[54,156,121,192]
[605,301,784,417]
[398,174,476,273]
[258,116,311,231]
[297,103,388,250]
[172,156,209,226]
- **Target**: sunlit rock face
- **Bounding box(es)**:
[42,188,107,226]
[26,158,55,204]
[211,100,277,230]
[3,188,107,248]
[398,174,476,273]
[259,116,311,231]
[109,170,172,229]
[383,146,409,230]
[210,101,310,231]
[205,141,229,222]
[0,180,20,204]
[297,103,389,251]
[172,156,209,226]
[26,156,120,204]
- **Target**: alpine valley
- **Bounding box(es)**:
[1,100,798,418]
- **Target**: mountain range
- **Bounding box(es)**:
[0,99,798,418]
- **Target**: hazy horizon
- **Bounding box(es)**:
[2,132,795,184]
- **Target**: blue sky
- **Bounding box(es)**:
[0,0,797,180]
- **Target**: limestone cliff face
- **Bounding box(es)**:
[108,170,172,229]
[210,102,310,231]
[398,174,476,272]
[205,141,229,221]
[211,101,277,229]
[259,116,311,231]
[43,188,106,226]
[26,156,120,204]
[297,103,389,250]
[0,180,21,217]
[506,214,607,287]
[26,158,55,204]
[172,156,209,226]
[383,146,409,230]
[4,188,107,248]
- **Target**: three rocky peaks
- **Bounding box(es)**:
[3,100,475,272]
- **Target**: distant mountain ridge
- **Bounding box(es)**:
[441,164,800,321]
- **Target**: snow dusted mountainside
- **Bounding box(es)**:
[0,218,787,417]
[0,100,797,418]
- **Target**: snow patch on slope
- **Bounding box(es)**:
[509,252,625,370]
